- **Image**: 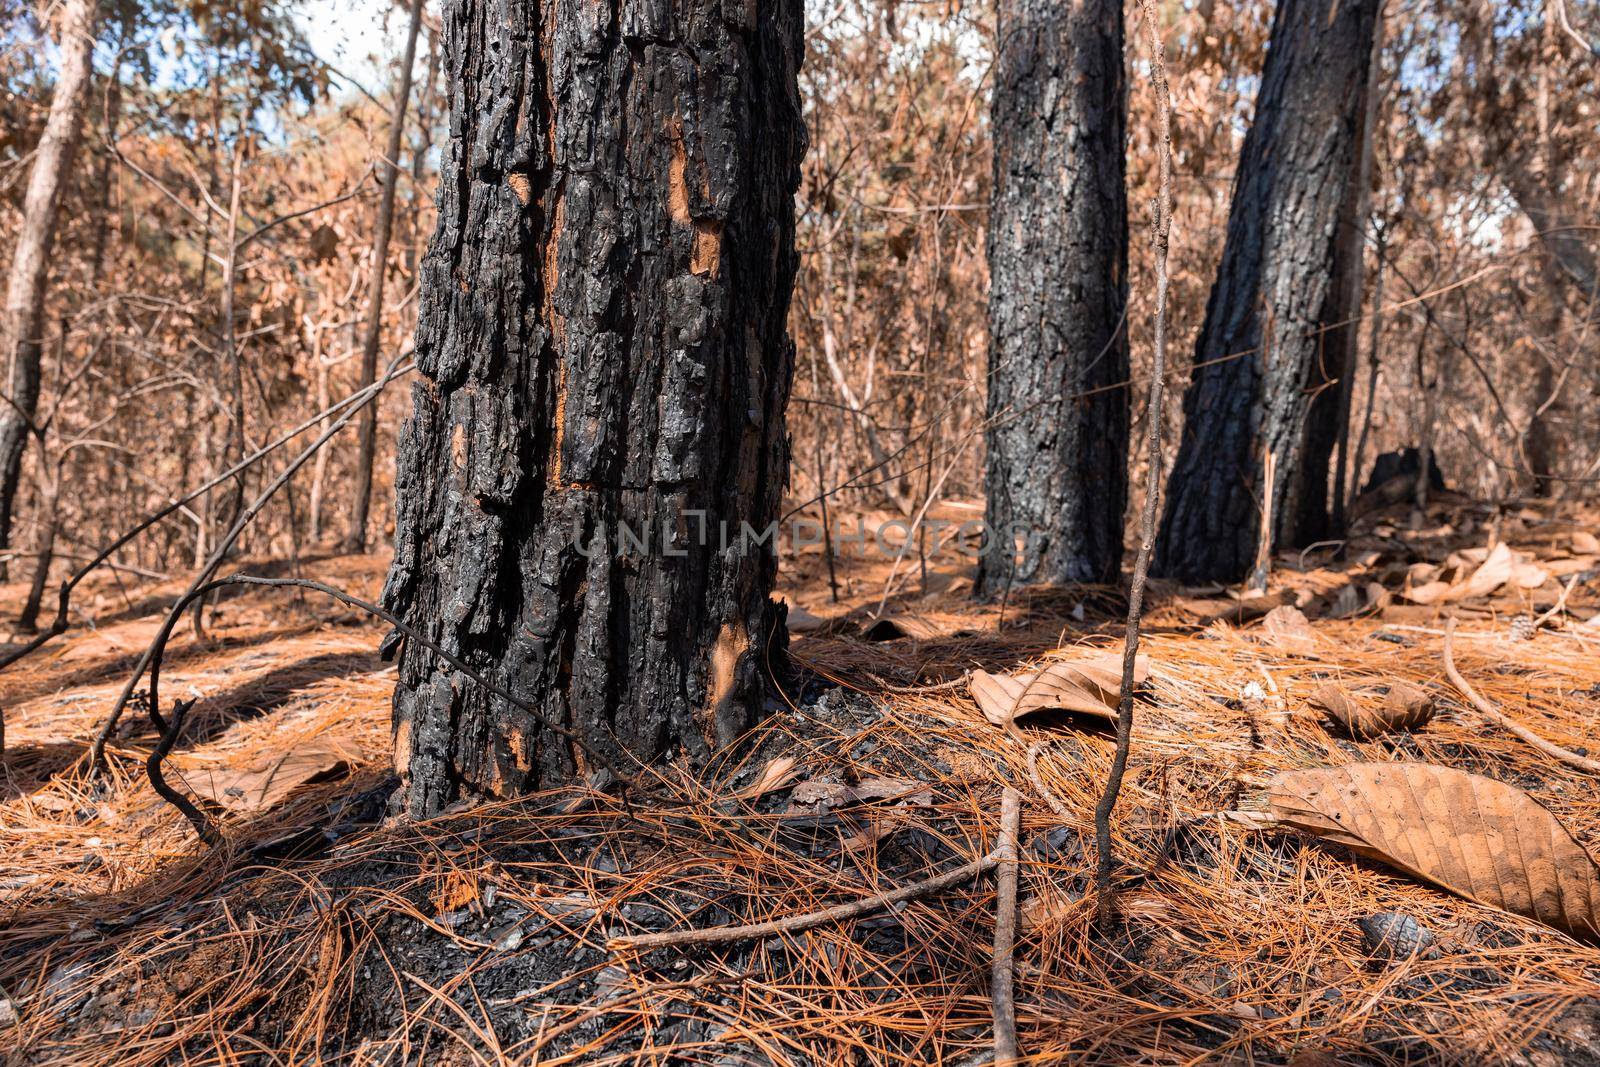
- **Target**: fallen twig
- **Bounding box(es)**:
[1443,615,1600,775]
[1094,0,1174,927]
[608,849,1001,953]
[870,670,972,695]
[1026,739,1074,822]
[991,787,1022,1065]
[1532,574,1582,631]
[145,698,223,847]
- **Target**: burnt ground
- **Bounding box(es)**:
[4,500,1600,1064]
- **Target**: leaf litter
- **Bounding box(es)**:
[3,510,1600,1064]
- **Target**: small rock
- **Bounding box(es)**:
[592,965,629,1004]
[0,998,16,1028]
[490,923,525,951]
[1026,826,1079,862]
[1358,912,1440,962]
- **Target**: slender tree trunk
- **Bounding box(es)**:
[1519,17,1575,497]
[383,0,804,817]
[18,475,58,632]
[976,0,1128,596]
[1348,228,1387,502]
[343,0,427,555]
[404,24,440,280]
[0,0,98,580]
[215,147,248,544]
[1524,378,1556,495]
[87,41,125,288]
[1154,0,1380,583]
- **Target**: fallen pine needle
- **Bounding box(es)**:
[1443,615,1600,775]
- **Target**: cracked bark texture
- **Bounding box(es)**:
[976,0,1129,597]
[1154,0,1379,583]
[383,0,804,818]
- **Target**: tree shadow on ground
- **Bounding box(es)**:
[0,649,386,801]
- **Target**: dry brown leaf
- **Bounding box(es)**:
[184,740,363,813]
[782,600,826,633]
[734,756,800,800]
[1404,579,1454,605]
[1251,762,1600,940]
[1509,560,1551,589]
[1571,530,1600,555]
[970,652,1151,730]
[1307,682,1435,739]
[1260,605,1320,654]
[789,776,934,811]
[861,613,942,641]
[1404,542,1548,604]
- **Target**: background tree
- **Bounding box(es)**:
[975,0,1128,596]
[381,0,805,817]
[1154,0,1381,583]
[0,0,98,579]
[341,0,426,554]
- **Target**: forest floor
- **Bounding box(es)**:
[2,495,1599,1065]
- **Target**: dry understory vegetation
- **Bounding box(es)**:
[2,496,1598,1065]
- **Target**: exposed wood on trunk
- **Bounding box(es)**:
[384,0,805,817]
[977,0,1129,595]
[1154,0,1380,583]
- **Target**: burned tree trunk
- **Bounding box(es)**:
[382,0,804,817]
[1153,0,1379,583]
[1293,12,1381,544]
[0,0,97,578]
[976,0,1128,596]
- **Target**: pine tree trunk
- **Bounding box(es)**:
[976,0,1128,596]
[1294,10,1380,544]
[383,0,804,818]
[1153,0,1379,583]
[0,0,98,579]
[343,0,428,555]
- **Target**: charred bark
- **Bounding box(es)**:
[1293,14,1379,545]
[383,0,804,817]
[0,0,98,578]
[1154,0,1379,583]
[976,0,1128,596]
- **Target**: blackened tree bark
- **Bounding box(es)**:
[382,0,804,817]
[0,0,98,579]
[976,0,1128,596]
[1293,11,1381,543]
[1153,0,1379,583]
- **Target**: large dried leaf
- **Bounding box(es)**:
[970,653,1150,730]
[781,600,826,633]
[1260,605,1321,655]
[185,739,364,813]
[788,776,933,811]
[1405,542,1549,604]
[1308,682,1435,739]
[1253,762,1600,940]
[733,756,800,800]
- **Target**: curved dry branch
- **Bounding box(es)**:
[1443,616,1600,775]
